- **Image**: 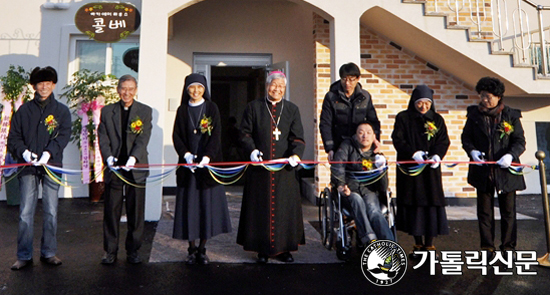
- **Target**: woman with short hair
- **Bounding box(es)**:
[461,77,526,256]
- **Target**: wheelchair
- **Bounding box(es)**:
[318,184,397,261]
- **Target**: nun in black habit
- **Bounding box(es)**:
[391,85,450,257]
[172,73,232,264]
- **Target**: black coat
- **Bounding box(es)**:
[331,137,387,197]
[391,102,450,207]
[172,100,222,188]
[319,81,380,153]
[461,105,526,193]
[8,94,71,177]
[98,100,152,184]
[237,98,306,255]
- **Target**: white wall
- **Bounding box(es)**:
[508,96,550,195]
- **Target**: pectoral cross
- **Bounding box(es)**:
[273,127,281,141]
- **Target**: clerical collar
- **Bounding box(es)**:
[266,97,282,105]
[118,99,135,111]
[188,98,205,106]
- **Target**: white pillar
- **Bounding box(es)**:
[138,0,168,221]
[330,11,361,81]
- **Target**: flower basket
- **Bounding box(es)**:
[61,70,118,201]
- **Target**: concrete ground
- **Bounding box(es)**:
[0,188,549,295]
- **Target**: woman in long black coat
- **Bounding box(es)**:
[461,77,525,255]
[172,73,232,264]
[391,85,450,256]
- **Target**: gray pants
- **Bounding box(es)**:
[344,191,394,244]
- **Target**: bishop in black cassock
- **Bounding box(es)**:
[237,71,305,263]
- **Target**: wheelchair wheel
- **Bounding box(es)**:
[318,187,334,250]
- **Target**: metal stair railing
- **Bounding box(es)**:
[412,0,550,78]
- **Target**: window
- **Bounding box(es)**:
[74,39,138,78]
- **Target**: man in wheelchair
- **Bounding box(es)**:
[331,121,395,246]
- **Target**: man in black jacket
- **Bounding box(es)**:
[331,122,394,244]
[8,66,71,270]
[319,63,380,161]
[98,75,152,265]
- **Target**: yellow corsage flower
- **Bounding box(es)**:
[498,121,514,139]
[44,114,58,135]
[200,114,213,136]
[424,121,438,141]
[362,159,373,171]
[130,116,143,134]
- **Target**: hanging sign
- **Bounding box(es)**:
[75,2,141,43]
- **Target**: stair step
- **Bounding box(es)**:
[447,25,471,30]
[491,50,513,55]
[425,12,447,17]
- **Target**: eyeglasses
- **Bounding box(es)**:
[479,93,498,100]
[342,76,359,83]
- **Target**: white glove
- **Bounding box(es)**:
[288,155,300,167]
[22,149,38,163]
[412,151,426,163]
[250,149,263,162]
[327,150,334,162]
[470,150,485,166]
[496,154,513,168]
[184,152,196,164]
[107,156,117,167]
[430,154,441,169]
[374,154,386,168]
[34,151,50,166]
[123,156,136,171]
[197,156,210,168]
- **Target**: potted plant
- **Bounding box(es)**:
[61,70,118,202]
[0,65,32,205]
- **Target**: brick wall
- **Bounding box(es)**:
[313,12,481,198]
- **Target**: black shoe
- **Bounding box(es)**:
[196,248,209,265]
[11,259,33,270]
[276,252,294,263]
[101,253,117,265]
[424,245,439,260]
[257,254,269,264]
[482,248,496,261]
[409,245,423,260]
[40,256,62,266]
[127,252,142,264]
[186,247,198,265]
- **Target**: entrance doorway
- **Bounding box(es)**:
[211,66,265,162]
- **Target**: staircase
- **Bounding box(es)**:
[391,0,550,95]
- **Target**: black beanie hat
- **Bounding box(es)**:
[30,66,58,85]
